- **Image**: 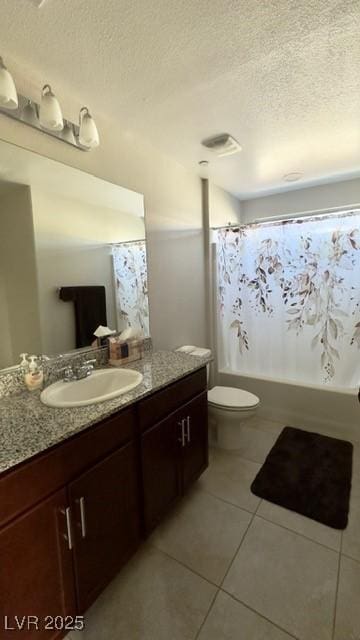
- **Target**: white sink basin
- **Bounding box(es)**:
[40,368,143,408]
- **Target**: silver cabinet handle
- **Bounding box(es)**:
[79,496,87,538]
[177,419,185,447]
[186,416,191,443]
[61,507,73,550]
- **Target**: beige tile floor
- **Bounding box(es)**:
[67,417,360,640]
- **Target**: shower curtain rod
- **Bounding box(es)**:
[108,238,146,245]
[254,204,360,224]
[211,203,360,230]
[211,222,242,230]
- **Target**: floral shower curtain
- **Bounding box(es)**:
[112,240,150,337]
[216,212,360,388]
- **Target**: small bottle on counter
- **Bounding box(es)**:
[20,353,29,371]
[24,355,44,392]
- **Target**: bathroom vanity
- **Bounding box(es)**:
[0,352,209,638]
[0,137,210,637]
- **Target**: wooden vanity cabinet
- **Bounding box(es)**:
[69,441,140,613]
[0,366,208,637]
[0,406,140,639]
[140,371,208,533]
[141,409,182,531]
[180,391,208,492]
[0,489,76,640]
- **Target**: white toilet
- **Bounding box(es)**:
[176,346,260,450]
[208,385,260,450]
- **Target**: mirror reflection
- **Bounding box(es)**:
[0,139,149,369]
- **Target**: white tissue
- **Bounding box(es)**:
[119,327,143,341]
[191,348,212,357]
[93,325,116,338]
[176,345,211,357]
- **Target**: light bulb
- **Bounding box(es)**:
[0,56,18,110]
[39,84,63,131]
[79,107,99,148]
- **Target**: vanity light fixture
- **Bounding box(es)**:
[61,121,76,145]
[21,100,39,127]
[0,57,18,109]
[0,54,100,151]
[79,107,100,148]
[39,84,64,131]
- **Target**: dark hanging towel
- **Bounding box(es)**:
[59,286,107,348]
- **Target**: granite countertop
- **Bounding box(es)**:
[0,350,211,475]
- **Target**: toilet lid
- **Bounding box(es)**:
[208,386,259,409]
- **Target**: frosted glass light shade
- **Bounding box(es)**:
[0,57,18,109]
[61,122,76,145]
[39,84,63,131]
[79,107,99,148]
[21,101,38,127]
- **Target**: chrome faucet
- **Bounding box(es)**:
[62,359,97,382]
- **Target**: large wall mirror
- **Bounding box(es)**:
[0,139,150,369]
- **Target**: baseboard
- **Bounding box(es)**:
[258,404,360,444]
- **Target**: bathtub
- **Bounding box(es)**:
[217,368,360,443]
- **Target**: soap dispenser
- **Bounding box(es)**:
[19,353,29,371]
[24,355,44,392]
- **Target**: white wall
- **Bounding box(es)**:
[31,189,145,354]
[202,181,242,377]
[0,274,13,368]
[0,185,41,367]
[209,183,242,227]
[241,176,360,222]
[0,113,208,351]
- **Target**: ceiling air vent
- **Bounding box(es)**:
[201,133,242,157]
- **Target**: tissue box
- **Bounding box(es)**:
[108,336,145,366]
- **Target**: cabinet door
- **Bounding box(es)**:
[141,412,182,533]
[0,489,75,639]
[181,391,208,492]
[69,442,140,612]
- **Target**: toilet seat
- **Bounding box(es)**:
[208,386,260,412]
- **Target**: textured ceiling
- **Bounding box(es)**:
[0,0,359,197]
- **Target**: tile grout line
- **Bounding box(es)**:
[200,480,342,555]
[199,485,260,516]
[194,484,255,515]
[218,499,259,591]
[193,586,220,640]
[331,531,343,640]
[220,588,301,640]
[201,435,352,639]
[225,452,269,466]
[163,496,339,640]
[148,544,235,640]
[193,496,296,640]
[255,512,341,553]
[202,458,344,554]
[339,550,360,565]
[148,542,221,590]
[151,441,350,639]
[149,496,260,592]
